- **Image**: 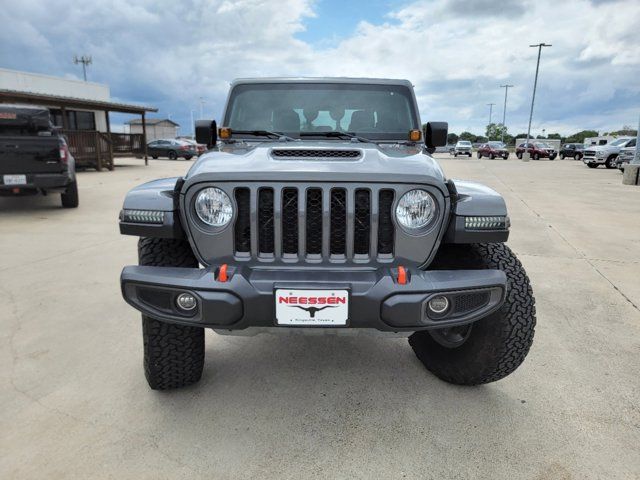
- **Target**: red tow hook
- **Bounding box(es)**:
[397,266,408,285]
[217,264,229,282]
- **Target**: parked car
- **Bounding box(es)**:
[0,104,78,208]
[615,142,637,170]
[515,141,557,160]
[582,137,635,169]
[559,143,585,160]
[453,140,472,157]
[118,77,536,391]
[147,139,196,160]
[178,138,207,156]
[477,141,509,159]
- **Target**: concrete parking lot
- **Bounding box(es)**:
[1,155,639,479]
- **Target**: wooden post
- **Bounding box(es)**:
[105,110,114,171]
[142,112,148,166]
[96,131,103,171]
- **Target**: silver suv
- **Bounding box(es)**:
[453,140,472,157]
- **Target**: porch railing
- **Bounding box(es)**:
[63,130,145,171]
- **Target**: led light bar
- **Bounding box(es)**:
[464,215,509,231]
[121,209,165,224]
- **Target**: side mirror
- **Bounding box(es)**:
[424,122,448,149]
[195,119,217,148]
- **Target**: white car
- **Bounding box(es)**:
[582,137,635,169]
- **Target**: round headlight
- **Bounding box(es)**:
[395,189,436,230]
[195,187,233,226]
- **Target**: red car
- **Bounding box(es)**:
[477,141,509,159]
[516,142,557,160]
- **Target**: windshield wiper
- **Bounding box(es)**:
[299,131,374,143]
[231,130,296,142]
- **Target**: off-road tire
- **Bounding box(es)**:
[138,237,204,390]
[409,243,536,385]
[61,180,79,208]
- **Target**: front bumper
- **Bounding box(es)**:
[121,265,507,332]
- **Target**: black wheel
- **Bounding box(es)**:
[503,154,509,159]
[560,153,565,159]
[454,153,458,157]
[550,154,557,160]
[517,152,522,159]
[605,155,617,169]
[409,243,536,385]
[575,153,583,161]
[490,153,495,159]
[152,156,158,159]
[61,180,79,208]
[533,153,540,160]
[168,151,177,160]
[587,163,598,168]
[185,155,193,160]
[468,153,472,157]
[477,152,482,158]
[138,237,204,390]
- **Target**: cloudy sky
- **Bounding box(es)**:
[1,0,639,136]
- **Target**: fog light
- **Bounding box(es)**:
[428,296,449,314]
[176,293,197,311]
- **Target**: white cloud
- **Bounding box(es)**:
[1,0,638,136]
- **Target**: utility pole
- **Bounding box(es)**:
[499,84,513,144]
[199,97,206,120]
[73,55,92,81]
[487,103,495,127]
[190,110,195,137]
[525,43,552,159]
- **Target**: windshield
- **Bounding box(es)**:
[457,141,471,146]
[610,138,630,147]
[488,141,505,148]
[224,82,419,140]
[535,142,551,148]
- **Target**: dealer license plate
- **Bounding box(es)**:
[3,174,26,185]
[275,289,349,326]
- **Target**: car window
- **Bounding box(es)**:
[628,139,636,147]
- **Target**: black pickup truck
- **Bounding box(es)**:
[0,104,78,208]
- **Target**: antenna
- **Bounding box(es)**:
[73,55,93,81]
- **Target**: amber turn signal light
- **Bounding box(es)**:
[219,127,232,139]
[409,129,422,142]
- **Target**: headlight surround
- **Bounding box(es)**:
[395,189,437,231]
[195,187,233,227]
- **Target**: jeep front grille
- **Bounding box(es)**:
[233,185,396,262]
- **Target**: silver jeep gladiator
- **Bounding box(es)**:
[119,78,536,390]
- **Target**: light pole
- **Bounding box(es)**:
[525,43,552,159]
[73,55,92,81]
[199,97,206,120]
[487,103,495,138]
[499,84,513,144]
[190,110,195,136]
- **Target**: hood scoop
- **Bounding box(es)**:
[271,148,362,160]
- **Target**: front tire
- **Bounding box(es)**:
[587,163,598,168]
[605,155,617,169]
[168,151,177,160]
[409,243,536,385]
[61,180,79,208]
[138,238,204,390]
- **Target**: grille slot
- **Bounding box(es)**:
[281,188,299,254]
[330,189,347,255]
[306,188,323,255]
[353,189,371,255]
[239,185,402,262]
[378,190,394,255]
[272,149,360,159]
[258,188,274,254]
[234,188,251,253]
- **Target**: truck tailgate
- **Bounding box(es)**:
[0,135,64,174]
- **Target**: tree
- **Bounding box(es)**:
[459,131,475,142]
[547,133,562,140]
[485,123,508,141]
[447,133,459,145]
[564,130,599,143]
[610,126,637,136]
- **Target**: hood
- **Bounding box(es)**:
[184,140,446,186]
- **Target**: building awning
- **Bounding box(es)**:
[0,89,157,114]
